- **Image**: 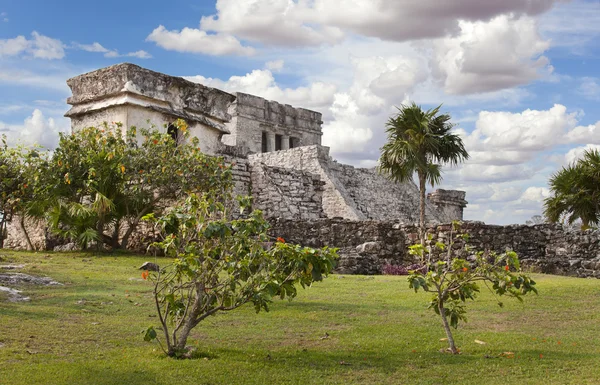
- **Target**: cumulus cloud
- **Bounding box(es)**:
[200,0,344,46]
[0,109,68,149]
[431,15,551,94]
[348,55,427,115]
[322,93,374,154]
[564,144,600,165]
[0,32,65,59]
[1,12,8,22]
[146,25,255,56]
[199,0,562,46]
[186,69,336,110]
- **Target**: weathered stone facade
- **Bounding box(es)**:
[223,92,322,153]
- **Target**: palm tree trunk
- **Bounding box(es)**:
[418,172,426,245]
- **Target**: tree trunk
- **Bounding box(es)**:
[439,302,459,354]
[19,215,34,251]
[418,172,426,246]
[120,204,154,250]
[0,219,6,248]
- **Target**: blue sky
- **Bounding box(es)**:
[1,0,600,224]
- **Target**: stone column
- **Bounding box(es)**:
[266,132,276,152]
[281,135,290,150]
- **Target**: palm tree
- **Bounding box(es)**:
[544,149,600,230]
[377,102,469,245]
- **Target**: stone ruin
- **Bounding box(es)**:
[62,63,466,223]
[4,63,600,278]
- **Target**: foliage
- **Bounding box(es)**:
[544,149,600,230]
[142,193,338,358]
[377,102,469,245]
[0,135,48,249]
[407,223,537,354]
[38,120,231,249]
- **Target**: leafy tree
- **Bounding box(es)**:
[408,224,537,354]
[378,102,469,245]
[142,193,338,358]
[544,149,600,230]
[0,136,47,249]
[40,120,231,249]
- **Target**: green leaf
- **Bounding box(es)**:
[143,326,157,342]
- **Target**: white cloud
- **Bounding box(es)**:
[0,109,68,149]
[1,11,8,22]
[72,41,151,59]
[200,0,344,47]
[348,55,427,115]
[0,35,29,57]
[322,93,374,153]
[72,42,109,53]
[565,121,600,144]
[265,60,284,72]
[199,0,562,46]
[578,77,600,100]
[186,69,336,110]
[0,67,71,92]
[104,49,152,59]
[29,32,65,59]
[470,104,576,152]
[431,15,551,94]
[146,25,255,56]
[0,32,65,60]
[564,144,600,165]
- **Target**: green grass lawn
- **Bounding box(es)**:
[1,251,599,385]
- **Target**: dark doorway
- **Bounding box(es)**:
[167,123,178,143]
[261,132,268,152]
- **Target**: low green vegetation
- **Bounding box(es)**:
[1,251,599,385]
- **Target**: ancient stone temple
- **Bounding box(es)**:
[7,63,600,279]
[63,63,467,224]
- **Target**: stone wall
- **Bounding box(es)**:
[250,163,325,220]
[268,219,600,277]
[269,218,407,275]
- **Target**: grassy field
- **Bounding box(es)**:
[1,251,599,385]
